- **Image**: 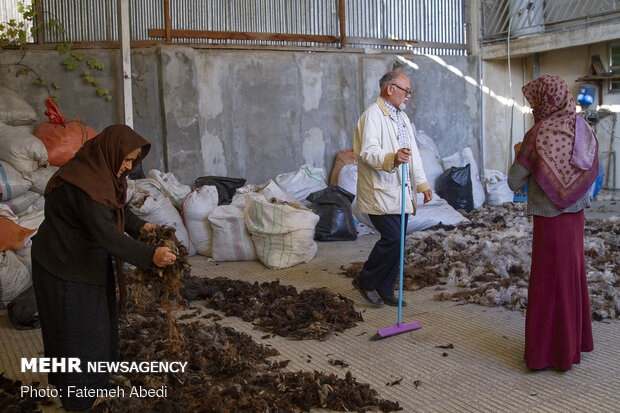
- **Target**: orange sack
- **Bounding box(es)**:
[0,217,36,252]
[33,98,98,166]
[329,148,356,186]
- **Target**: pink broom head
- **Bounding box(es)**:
[377,321,422,338]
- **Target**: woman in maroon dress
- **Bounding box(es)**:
[508,74,599,371]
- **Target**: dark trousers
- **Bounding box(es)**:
[32,258,118,411]
[358,214,408,297]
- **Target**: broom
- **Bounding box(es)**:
[371,162,422,340]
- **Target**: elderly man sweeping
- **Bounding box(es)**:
[352,71,432,308]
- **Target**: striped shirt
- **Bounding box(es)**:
[381,97,412,196]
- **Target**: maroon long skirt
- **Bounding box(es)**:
[525,210,593,371]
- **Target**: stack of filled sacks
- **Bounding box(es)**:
[0,88,69,305]
[181,165,322,269]
[0,88,58,215]
[0,204,43,307]
[340,127,468,233]
[128,169,196,256]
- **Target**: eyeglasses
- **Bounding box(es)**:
[391,83,413,97]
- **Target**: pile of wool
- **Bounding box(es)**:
[410,203,532,312]
[128,225,192,351]
[583,216,620,320]
[427,205,618,319]
[130,226,191,309]
[344,203,620,320]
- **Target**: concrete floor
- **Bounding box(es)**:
[1,192,619,412]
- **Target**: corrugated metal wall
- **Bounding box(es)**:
[167,0,340,46]
[482,0,619,42]
[0,0,35,43]
[2,0,467,55]
[347,0,466,55]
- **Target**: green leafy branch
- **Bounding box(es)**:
[0,1,38,48]
[0,61,59,101]
[0,0,112,102]
[58,43,112,101]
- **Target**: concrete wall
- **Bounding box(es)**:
[0,47,481,187]
[482,58,528,173]
[0,48,166,174]
[483,41,620,187]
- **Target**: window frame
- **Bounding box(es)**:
[610,42,620,93]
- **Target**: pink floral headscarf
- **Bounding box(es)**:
[516,74,598,209]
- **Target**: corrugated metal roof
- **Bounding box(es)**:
[3,0,468,55]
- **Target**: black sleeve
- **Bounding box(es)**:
[124,205,147,238]
[68,185,156,270]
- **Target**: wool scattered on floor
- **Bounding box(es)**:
[0,372,53,413]
[90,302,399,412]
[344,203,620,320]
[90,228,398,412]
[180,274,363,341]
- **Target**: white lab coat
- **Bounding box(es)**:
[354,97,429,215]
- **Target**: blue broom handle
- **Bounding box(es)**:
[398,162,406,324]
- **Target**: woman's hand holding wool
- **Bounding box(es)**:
[153,247,177,267]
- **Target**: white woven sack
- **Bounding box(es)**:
[126,180,151,205]
[407,193,468,232]
[337,163,357,196]
[130,193,196,256]
[0,161,31,201]
[244,195,319,269]
[182,185,219,256]
[0,190,42,215]
[484,169,514,205]
[352,194,467,233]
[0,88,37,126]
[257,180,298,202]
[133,177,164,197]
[274,164,326,204]
[28,165,58,194]
[414,129,441,158]
[208,204,256,261]
[146,169,191,209]
[13,124,37,134]
[419,147,444,192]
[0,250,31,308]
[0,122,48,176]
[0,204,17,221]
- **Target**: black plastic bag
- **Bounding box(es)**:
[8,285,40,330]
[127,162,145,180]
[436,164,474,212]
[194,176,246,205]
[306,185,357,241]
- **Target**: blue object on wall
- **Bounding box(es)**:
[592,163,604,198]
[577,85,595,106]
